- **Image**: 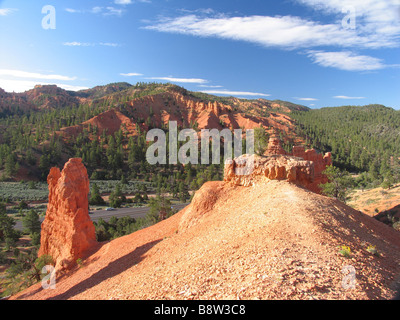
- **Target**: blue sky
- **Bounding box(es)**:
[0,0,399,109]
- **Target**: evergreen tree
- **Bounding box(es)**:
[0,203,20,250]
[89,183,106,205]
[22,209,41,235]
[320,166,354,203]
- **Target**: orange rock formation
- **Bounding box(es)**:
[224,136,332,193]
[38,158,97,270]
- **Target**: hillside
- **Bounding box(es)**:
[292,105,400,174]
[347,184,400,231]
[0,85,85,117]
[0,83,308,182]
[11,179,400,300]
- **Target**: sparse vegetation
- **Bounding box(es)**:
[366,245,379,256]
[338,245,352,258]
[1,251,54,297]
[320,165,354,203]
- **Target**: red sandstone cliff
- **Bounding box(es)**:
[38,158,97,270]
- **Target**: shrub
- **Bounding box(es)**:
[339,245,352,258]
[366,245,379,256]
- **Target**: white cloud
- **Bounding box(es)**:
[294,97,318,101]
[103,7,123,16]
[307,50,387,71]
[63,42,121,47]
[65,6,124,16]
[65,8,82,14]
[0,69,85,93]
[144,2,400,72]
[100,42,120,47]
[120,72,143,76]
[0,69,77,81]
[115,0,151,4]
[63,42,94,47]
[333,95,366,99]
[297,0,400,46]
[146,77,208,84]
[0,79,88,93]
[0,8,18,16]
[198,85,224,88]
[115,0,132,4]
[144,12,400,50]
[297,0,400,25]
[199,89,270,97]
[91,7,103,14]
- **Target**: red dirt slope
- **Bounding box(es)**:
[11,180,400,300]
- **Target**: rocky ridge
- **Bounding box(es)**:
[224,135,332,193]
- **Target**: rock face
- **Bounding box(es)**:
[292,146,332,193]
[225,136,332,193]
[266,135,287,155]
[38,158,97,270]
[224,154,315,189]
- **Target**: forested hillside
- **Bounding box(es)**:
[0,82,307,204]
[293,105,400,188]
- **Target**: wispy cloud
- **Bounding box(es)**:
[306,50,388,71]
[100,42,120,47]
[0,69,84,93]
[65,6,124,17]
[120,72,143,76]
[0,79,88,93]
[296,0,400,28]
[144,12,399,50]
[0,8,18,16]
[198,85,224,88]
[0,69,77,81]
[115,0,133,4]
[63,42,94,47]
[146,76,208,84]
[144,0,400,72]
[65,8,82,14]
[63,42,120,47]
[114,0,152,4]
[333,95,366,99]
[93,7,123,16]
[295,0,400,48]
[199,89,270,97]
[294,97,318,101]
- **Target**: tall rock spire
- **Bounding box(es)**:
[38,158,97,270]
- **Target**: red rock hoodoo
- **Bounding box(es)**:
[38,158,97,270]
[225,136,332,193]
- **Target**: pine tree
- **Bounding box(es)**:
[22,210,41,235]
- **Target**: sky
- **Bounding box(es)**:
[0,0,399,109]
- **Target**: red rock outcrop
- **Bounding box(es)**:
[224,154,315,189]
[38,158,97,270]
[292,146,332,193]
[225,136,332,193]
[266,135,287,155]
